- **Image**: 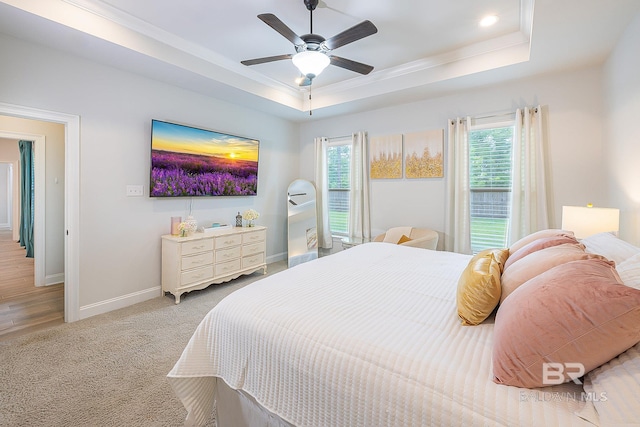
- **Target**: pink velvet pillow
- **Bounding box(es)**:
[493,258,640,388]
[509,229,575,256]
[503,235,579,270]
[500,243,601,304]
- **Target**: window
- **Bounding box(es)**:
[469,123,514,253]
[326,138,351,235]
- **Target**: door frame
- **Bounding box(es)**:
[0,102,80,322]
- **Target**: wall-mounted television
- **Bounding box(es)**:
[150,119,259,197]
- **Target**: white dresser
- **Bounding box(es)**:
[161,226,267,303]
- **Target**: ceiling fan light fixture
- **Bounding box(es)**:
[292,50,330,79]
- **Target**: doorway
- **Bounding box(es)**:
[0,134,47,287]
[0,103,80,323]
[0,131,61,337]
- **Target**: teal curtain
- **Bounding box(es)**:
[18,140,34,258]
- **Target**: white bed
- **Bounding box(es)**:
[167,242,620,426]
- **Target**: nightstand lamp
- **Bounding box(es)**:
[561,204,620,239]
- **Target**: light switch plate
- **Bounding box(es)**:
[126,185,144,196]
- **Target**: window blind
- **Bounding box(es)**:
[469,126,514,253]
[326,143,351,235]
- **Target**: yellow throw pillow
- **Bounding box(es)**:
[476,248,509,273]
[456,250,506,326]
[397,234,412,244]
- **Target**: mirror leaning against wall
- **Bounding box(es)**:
[287,179,318,268]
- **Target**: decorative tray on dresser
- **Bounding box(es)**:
[161,226,267,303]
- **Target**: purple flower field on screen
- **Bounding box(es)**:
[150,150,258,196]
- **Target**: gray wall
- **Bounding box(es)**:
[2,7,639,315]
[604,11,640,245]
[298,66,608,247]
[0,33,300,309]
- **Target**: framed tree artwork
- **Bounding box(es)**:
[370,134,402,179]
[404,130,444,178]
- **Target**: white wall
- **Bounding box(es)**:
[298,66,607,247]
[0,33,299,311]
[604,11,640,246]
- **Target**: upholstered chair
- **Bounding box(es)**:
[373,227,439,250]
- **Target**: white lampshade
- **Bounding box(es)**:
[292,51,330,78]
[561,205,620,239]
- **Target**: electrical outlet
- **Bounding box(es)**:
[126,185,144,196]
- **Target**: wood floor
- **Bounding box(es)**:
[0,229,64,341]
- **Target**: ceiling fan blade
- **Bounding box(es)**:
[324,20,377,50]
[241,54,293,66]
[330,56,374,75]
[258,13,304,45]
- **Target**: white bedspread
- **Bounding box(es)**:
[168,243,596,426]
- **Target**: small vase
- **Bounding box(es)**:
[247,220,254,227]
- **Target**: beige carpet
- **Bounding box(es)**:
[0,260,287,427]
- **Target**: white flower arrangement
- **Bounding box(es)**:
[242,209,260,221]
[178,218,197,236]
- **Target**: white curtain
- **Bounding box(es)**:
[349,131,371,239]
[445,117,472,254]
[508,106,549,244]
[314,137,333,249]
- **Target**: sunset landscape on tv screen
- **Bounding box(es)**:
[150,120,259,197]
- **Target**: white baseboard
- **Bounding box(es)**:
[0,223,10,230]
[266,251,286,263]
[79,286,161,320]
[78,254,285,320]
[44,272,65,286]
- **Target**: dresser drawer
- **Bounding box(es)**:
[162,226,267,304]
[243,230,266,244]
[181,239,213,256]
[215,234,242,250]
[243,241,266,257]
[181,265,214,287]
[242,253,264,269]
[181,252,213,270]
[215,246,241,263]
[215,259,241,276]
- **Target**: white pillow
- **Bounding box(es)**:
[583,342,640,426]
[382,227,412,244]
[617,252,640,290]
[581,232,640,264]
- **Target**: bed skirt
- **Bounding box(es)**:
[215,378,294,427]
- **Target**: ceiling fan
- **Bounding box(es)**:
[241,0,377,86]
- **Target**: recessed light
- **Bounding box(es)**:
[480,15,499,27]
